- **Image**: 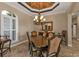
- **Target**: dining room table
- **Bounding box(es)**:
[31,36,48,48]
[31,36,48,56]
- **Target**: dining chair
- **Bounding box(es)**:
[61,30,67,45]
[46,37,61,57]
[47,32,55,40]
[31,31,37,37]
[26,32,31,51]
[0,35,11,57]
[38,32,43,36]
[26,32,38,56]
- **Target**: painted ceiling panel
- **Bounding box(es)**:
[26,2,55,10]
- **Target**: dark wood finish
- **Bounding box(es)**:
[26,32,38,56]
[31,36,48,48]
[26,32,31,51]
[18,2,60,13]
[42,21,53,31]
[38,32,44,36]
[0,36,11,57]
[31,36,48,57]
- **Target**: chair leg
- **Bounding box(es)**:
[37,50,43,57]
[31,50,33,57]
[1,47,3,57]
[30,50,38,57]
[1,53,3,57]
[28,43,30,51]
[56,45,61,57]
[1,43,4,57]
[31,51,36,57]
[9,40,11,52]
[46,51,48,57]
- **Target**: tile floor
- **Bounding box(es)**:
[3,39,79,57]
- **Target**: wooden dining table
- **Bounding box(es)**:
[31,36,49,56]
[31,36,48,48]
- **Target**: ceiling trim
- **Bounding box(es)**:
[18,2,60,13]
[4,2,72,16]
[3,2,34,16]
[43,10,66,16]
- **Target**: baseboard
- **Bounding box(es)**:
[11,40,28,48]
[77,39,79,40]
[68,44,72,47]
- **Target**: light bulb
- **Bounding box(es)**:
[36,19,38,22]
[34,19,36,21]
[43,18,46,21]
[35,16,38,19]
[40,16,44,19]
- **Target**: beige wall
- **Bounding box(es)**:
[0,3,34,42]
[34,13,68,33]
[45,13,68,33]
[33,24,42,31]
[71,3,79,13]
[0,2,68,42]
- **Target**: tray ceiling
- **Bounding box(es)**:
[26,2,55,10]
[18,2,59,13]
[4,2,72,16]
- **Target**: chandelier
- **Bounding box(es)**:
[33,12,46,25]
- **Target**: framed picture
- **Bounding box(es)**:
[42,21,53,31]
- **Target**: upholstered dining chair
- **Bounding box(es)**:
[61,30,67,45]
[26,32,38,56]
[47,32,55,40]
[46,37,61,57]
[0,35,11,57]
[38,32,43,36]
[31,31,37,37]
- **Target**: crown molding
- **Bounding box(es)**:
[40,10,66,16]
[3,2,72,17]
[3,2,33,16]
[18,2,59,13]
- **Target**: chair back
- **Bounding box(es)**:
[26,32,31,42]
[38,32,43,36]
[48,37,61,55]
[26,32,32,52]
[31,31,37,37]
